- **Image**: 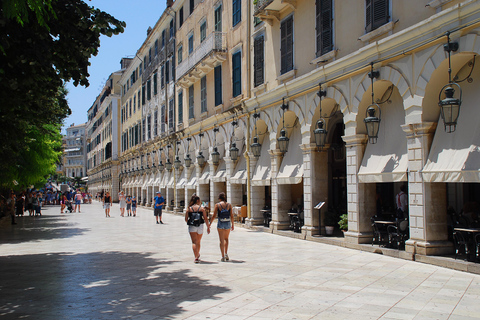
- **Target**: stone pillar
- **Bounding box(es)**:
[245,152,264,227]
[301,145,317,236]
[111,162,120,202]
[271,150,290,231]
[402,122,452,256]
[174,168,183,212]
[342,134,374,244]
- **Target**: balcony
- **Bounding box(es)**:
[144,48,166,82]
[176,32,227,88]
[254,0,296,23]
[167,38,175,57]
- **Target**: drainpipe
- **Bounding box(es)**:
[245,0,252,220]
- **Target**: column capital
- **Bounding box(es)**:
[342,134,368,146]
[401,122,437,137]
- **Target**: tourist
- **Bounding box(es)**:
[210,192,234,262]
[6,191,17,225]
[185,194,210,263]
[60,193,66,213]
[103,191,112,217]
[74,190,83,213]
[153,191,165,224]
[118,191,126,217]
[15,192,25,216]
[126,195,132,216]
[131,196,137,217]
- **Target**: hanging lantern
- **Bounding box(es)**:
[251,136,262,158]
[184,154,192,168]
[314,119,328,148]
[277,128,289,153]
[438,84,461,133]
[230,142,239,161]
[364,104,381,144]
[158,160,165,171]
[174,156,182,169]
[211,147,220,165]
[165,159,173,171]
[197,152,205,167]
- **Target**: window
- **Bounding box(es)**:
[169,19,174,39]
[214,65,222,106]
[178,90,183,124]
[188,34,194,54]
[215,6,222,32]
[178,45,183,64]
[147,79,152,100]
[161,65,165,89]
[200,21,206,42]
[142,119,146,142]
[280,15,294,74]
[129,99,132,117]
[155,39,159,56]
[254,36,264,87]
[142,85,146,105]
[143,57,147,70]
[153,73,158,95]
[190,0,194,15]
[232,0,241,27]
[169,99,174,130]
[135,124,139,145]
[149,48,152,64]
[232,51,241,97]
[147,115,151,140]
[166,60,170,83]
[133,94,136,113]
[179,7,184,27]
[139,62,143,75]
[172,56,175,81]
[189,85,194,119]
[154,110,158,137]
[161,105,166,133]
[201,76,207,113]
[162,30,166,48]
[366,0,389,33]
[138,91,141,109]
[316,0,333,57]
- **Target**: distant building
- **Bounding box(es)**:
[63,123,87,178]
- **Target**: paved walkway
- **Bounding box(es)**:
[1,202,480,320]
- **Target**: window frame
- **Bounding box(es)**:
[232,51,242,97]
[232,0,241,27]
[201,76,207,113]
[365,0,390,33]
[178,90,184,124]
[214,65,222,106]
[280,15,294,75]
[253,35,264,87]
[188,85,194,119]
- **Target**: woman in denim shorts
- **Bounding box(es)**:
[210,192,234,262]
[185,194,210,263]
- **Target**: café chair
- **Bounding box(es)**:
[453,231,468,260]
[387,219,409,249]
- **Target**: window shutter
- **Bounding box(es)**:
[320,0,332,56]
[372,0,389,30]
[214,65,222,106]
[232,52,241,97]
[365,0,372,32]
[280,16,293,74]
[254,36,264,87]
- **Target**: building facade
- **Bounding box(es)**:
[63,123,87,178]
[95,0,480,259]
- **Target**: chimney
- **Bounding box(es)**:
[167,0,174,7]
[147,26,152,35]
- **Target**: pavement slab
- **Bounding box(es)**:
[1,201,480,319]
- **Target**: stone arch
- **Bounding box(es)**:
[249,109,273,132]
[306,85,349,125]
[273,98,305,130]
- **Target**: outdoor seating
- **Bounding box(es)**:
[371,217,389,246]
[387,219,409,249]
[453,231,468,260]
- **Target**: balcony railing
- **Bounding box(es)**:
[144,48,166,82]
[254,0,273,15]
[176,31,226,82]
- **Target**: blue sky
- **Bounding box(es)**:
[64,0,167,131]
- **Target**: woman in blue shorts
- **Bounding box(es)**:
[210,192,234,262]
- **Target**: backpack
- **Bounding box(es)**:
[218,203,231,222]
[188,206,203,226]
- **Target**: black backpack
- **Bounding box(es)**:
[188,206,203,226]
[218,203,230,222]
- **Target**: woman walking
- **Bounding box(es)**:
[119,191,126,217]
[210,192,234,262]
[126,195,132,216]
[60,193,66,213]
[103,192,112,217]
[185,194,210,263]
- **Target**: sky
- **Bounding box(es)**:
[64,0,167,132]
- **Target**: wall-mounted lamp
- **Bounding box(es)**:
[364,63,381,144]
[278,98,289,154]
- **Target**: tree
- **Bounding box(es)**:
[0,0,125,190]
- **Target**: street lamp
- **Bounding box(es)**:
[278,98,289,154]
[212,127,220,165]
[251,111,262,158]
[364,63,381,144]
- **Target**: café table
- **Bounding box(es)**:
[453,227,480,261]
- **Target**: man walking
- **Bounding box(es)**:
[153,191,165,224]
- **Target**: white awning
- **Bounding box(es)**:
[176,169,187,188]
[277,128,303,185]
[65,147,81,152]
[422,92,480,182]
[160,172,168,188]
[167,172,175,188]
[81,176,88,181]
[358,102,408,183]
[231,153,247,184]
[147,176,155,187]
[186,174,197,189]
[198,165,210,184]
[142,177,148,188]
[212,160,226,182]
[135,176,142,187]
[154,174,161,185]
[252,138,271,186]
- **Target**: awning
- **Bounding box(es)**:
[167,172,175,188]
[358,102,408,183]
[212,160,226,182]
[186,169,197,189]
[422,92,480,182]
[176,169,187,188]
[142,177,148,189]
[252,138,271,186]
[160,171,169,188]
[154,174,161,185]
[198,165,210,184]
[147,176,155,187]
[81,176,88,181]
[135,176,142,187]
[277,128,303,185]
[65,147,81,152]
[230,153,247,184]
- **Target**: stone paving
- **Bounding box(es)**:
[1,202,480,320]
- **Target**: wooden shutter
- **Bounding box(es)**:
[214,65,222,106]
[316,0,332,56]
[366,0,389,32]
[254,36,264,87]
[280,16,293,74]
[232,52,241,97]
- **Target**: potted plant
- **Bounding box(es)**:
[338,213,348,234]
[324,211,337,236]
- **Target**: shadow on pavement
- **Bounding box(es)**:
[0,251,230,319]
[0,214,89,244]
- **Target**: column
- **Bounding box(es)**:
[342,134,374,244]
[246,151,264,226]
[271,150,290,231]
[402,122,451,256]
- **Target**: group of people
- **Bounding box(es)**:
[101,191,139,218]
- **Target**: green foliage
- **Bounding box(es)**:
[338,213,348,231]
[0,0,125,190]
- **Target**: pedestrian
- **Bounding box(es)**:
[6,191,17,225]
[131,196,137,217]
[103,191,112,217]
[126,195,132,216]
[185,194,210,263]
[60,193,66,213]
[396,185,408,220]
[153,191,165,224]
[15,192,25,216]
[35,192,42,216]
[74,190,83,213]
[210,192,234,262]
[26,192,34,216]
[119,191,126,217]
